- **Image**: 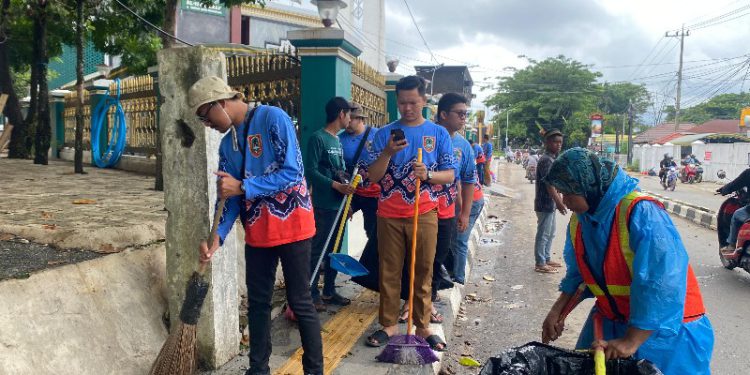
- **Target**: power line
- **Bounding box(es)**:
[402,0,437,64]
[113,0,193,46]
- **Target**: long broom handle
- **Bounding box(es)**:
[310,167,359,287]
[593,312,606,375]
[407,148,423,335]
[199,197,227,275]
[331,174,362,255]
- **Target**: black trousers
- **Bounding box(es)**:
[432,217,457,297]
[245,239,323,375]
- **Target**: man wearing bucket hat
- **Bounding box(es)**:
[190,76,323,375]
[340,102,381,291]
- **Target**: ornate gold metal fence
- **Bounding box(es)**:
[63,90,91,149]
[111,76,158,155]
[226,52,301,123]
[351,58,388,127]
[62,76,157,155]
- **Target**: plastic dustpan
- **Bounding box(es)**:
[329,253,369,277]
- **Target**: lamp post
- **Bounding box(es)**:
[311,0,348,27]
[505,107,510,150]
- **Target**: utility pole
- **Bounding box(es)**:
[505,108,510,150]
[666,26,690,131]
[627,99,634,165]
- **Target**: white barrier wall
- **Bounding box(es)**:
[693,142,750,181]
[632,143,682,173]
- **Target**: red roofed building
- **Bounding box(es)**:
[688,119,740,134]
[633,123,696,144]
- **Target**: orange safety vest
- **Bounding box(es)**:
[569,191,706,323]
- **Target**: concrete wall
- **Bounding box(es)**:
[58,148,157,176]
[691,142,750,181]
[177,4,230,44]
[0,246,167,375]
[633,141,750,181]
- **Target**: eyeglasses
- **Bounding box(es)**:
[197,102,216,124]
[450,110,469,118]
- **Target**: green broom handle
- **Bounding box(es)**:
[199,197,227,275]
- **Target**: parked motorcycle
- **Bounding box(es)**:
[661,166,677,191]
[717,187,750,272]
[526,165,536,183]
[679,163,703,183]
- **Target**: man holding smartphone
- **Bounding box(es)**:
[364,76,454,352]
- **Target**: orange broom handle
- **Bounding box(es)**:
[199,197,227,275]
[407,148,423,335]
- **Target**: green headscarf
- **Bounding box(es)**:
[543,147,618,211]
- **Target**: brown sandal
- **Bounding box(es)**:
[535,265,559,274]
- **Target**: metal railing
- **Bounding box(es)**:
[227,52,301,123]
[351,58,388,127]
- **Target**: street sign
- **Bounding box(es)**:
[590,113,603,138]
[741,107,750,127]
[181,0,226,16]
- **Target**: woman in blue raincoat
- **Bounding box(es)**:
[540,148,714,375]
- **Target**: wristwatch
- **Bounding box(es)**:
[426,170,433,182]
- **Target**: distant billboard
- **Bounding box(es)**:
[590,113,603,138]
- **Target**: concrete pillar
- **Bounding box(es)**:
[384,73,402,123]
[49,91,66,159]
[157,46,240,369]
[288,27,363,156]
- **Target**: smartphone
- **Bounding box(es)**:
[390,128,405,142]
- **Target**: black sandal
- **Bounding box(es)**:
[366,329,390,347]
[321,293,351,306]
[424,335,447,352]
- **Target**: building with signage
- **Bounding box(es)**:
[177,0,386,71]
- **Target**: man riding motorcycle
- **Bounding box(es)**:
[717,168,750,256]
[659,153,677,185]
[683,154,701,165]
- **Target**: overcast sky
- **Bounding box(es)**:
[381,0,750,121]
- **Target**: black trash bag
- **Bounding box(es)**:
[479,342,662,375]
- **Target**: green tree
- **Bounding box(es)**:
[485,55,602,146]
[666,93,750,124]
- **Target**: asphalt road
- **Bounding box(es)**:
[633,173,725,212]
[442,162,750,375]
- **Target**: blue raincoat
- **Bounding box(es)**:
[559,170,714,375]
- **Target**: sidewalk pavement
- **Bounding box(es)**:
[0,158,165,253]
[0,157,498,374]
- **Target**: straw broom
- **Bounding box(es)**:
[149,199,226,375]
[376,149,439,365]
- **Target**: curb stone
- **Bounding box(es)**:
[641,190,717,231]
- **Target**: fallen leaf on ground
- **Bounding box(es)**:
[99,243,116,252]
[72,199,97,205]
[459,357,481,367]
[483,275,495,281]
[41,212,53,219]
[42,224,57,230]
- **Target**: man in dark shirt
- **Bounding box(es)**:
[718,168,750,255]
[304,97,356,310]
[659,153,677,184]
[534,129,567,273]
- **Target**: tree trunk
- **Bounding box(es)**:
[33,0,50,165]
[0,0,23,153]
[74,0,84,173]
[9,2,42,159]
[161,0,178,49]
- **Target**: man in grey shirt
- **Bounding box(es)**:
[534,129,566,273]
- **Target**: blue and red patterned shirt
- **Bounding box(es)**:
[368,120,454,219]
[436,133,477,219]
[216,105,316,248]
[339,127,381,198]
